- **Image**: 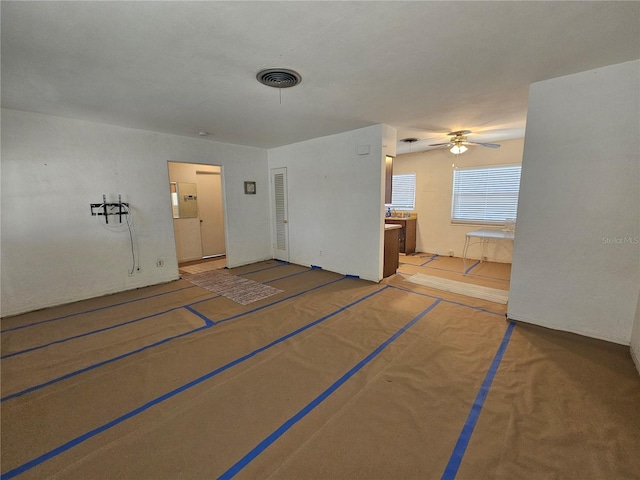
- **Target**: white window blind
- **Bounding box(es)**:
[451,165,521,224]
[388,173,416,210]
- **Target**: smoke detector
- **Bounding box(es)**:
[256,68,302,88]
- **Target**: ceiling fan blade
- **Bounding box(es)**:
[465,141,501,149]
[428,142,452,147]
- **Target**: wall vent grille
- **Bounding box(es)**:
[256,68,302,88]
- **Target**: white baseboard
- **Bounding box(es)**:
[506,311,629,346]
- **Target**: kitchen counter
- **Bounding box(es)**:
[386,215,416,220]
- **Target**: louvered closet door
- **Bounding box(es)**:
[271,167,289,262]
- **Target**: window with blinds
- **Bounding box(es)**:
[387,173,416,210]
[451,165,521,224]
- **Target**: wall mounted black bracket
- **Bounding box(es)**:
[90,194,129,224]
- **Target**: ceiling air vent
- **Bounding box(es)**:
[256,68,302,88]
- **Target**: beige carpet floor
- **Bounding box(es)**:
[1,260,639,479]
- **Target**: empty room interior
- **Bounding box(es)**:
[1,2,639,479]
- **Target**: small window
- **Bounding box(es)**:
[388,173,416,210]
[451,165,521,224]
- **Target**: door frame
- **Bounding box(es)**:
[196,169,226,258]
[270,167,290,262]
[167,161,228,266]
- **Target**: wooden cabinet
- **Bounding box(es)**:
[384,218,416,254]
[383,224,401,277]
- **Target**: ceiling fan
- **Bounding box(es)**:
[429,130,500,154]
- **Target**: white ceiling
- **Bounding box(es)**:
[2,1,639,154]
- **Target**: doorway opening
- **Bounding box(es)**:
[168,162,227,269]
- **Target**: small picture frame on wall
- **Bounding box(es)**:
[244,181,256,195]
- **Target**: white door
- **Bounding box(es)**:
[271,167,289,262]
[196,170,226,257]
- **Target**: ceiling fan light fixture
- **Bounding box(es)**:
[450,144,468,155]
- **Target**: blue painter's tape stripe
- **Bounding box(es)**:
[418,265,452,273]
[465,272,510,283]
[218,298,442,480]
[264,269,311,283]
[213,277,345,325]
[234,263,287,276]
[179,294,222,308]
[440,321,516,480]
[0,306,190,359]
[0,287,389,479]
[1,276,345,403]
[310,265,323,270]
[0,285,198,333]
[421,264,477,275]
[344,274,360,279]
[420,254,439,266]
[184,306,215,327]
[0,323,208,403]
[0,296,223,364]
[388,285,504,317]
[464,260,481,275]
[1,263,293,335]
[1,291,222,360]
[2,269,316,360]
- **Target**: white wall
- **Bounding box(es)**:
[393,138,524,261]
[631,290,640,375]
[267,125,395,282]
[1,109,271,316]
[508,60,640,345]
